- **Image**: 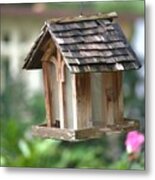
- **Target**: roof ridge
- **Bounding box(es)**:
[46,12,118,24]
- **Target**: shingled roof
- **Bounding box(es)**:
[23,12,141,73]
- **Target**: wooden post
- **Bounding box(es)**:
[42,61,53,127]
[72,74,78,129]
[56,49,66,129]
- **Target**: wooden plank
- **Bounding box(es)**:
[75,128,101,139]
[50,63,60,127]
[62,49,129,59]
[58,80,65,129]
[69,64,110,73]
[56,49,66,129]
[72,73,92,129]
[42,61,53,127]
[64,66,73,129]
[91,73,104,127]
[47,12,117,24]
[56,35,123,45]
[49,21,98,32]
[61,42,126,51]
[54,27,105,38]
[102,72,123,126]
[32,124,101,141]
[114,72,124,124]
[102,72,114,126]
[66,55,134,66]
[71,74,78,129]
[32,125,76,141]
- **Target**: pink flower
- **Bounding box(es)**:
[125,130,144,154]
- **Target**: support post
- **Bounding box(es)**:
[42,61,53,127]
[56,48,66,129]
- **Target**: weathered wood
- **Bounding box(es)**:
[72,73,92,129]
[71,74,78,129]
[32,125,76,141]
[56,35,123,45]
[32,124,101,141]
[69,64,119,73]
[47,12,117,24]
[102,72,114,126]
[91,73,104,127]
[64,66,73,129]
[62,49,129,59]
[54,27,105,38]
[75,128,101,139]
[49,21,98,32]
[23,14,141,72]
[42,61,53,127]
[32,118,139,141]
[50,63,60,127]
[102,72,123,126]
[56,49,67,129]
[54,27,117,38]
[114,72,124,124]
[61,42,126,51]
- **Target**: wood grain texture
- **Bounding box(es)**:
[23,14,141,72]
[50,63,60,127]
[102,72,123,126]
[42,61,53,127]
[32,117,139,141]
[114,72,124,124]
[72,73,92,129]
[64,66,73,129]
[71,74,78,129]
[56,49,66,129]
[91,73,104,127]
[47,12,117,24]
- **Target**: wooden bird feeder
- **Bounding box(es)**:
[23,12,141,141]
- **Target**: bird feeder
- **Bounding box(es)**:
[23,12,141,141]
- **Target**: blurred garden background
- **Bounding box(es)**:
[0,0,145,169]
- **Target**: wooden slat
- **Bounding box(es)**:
[56,34,123,45]
[91,73,104,127]
[56,49,66,129]
[64,67,73,129]
[61,41,126,51]
[72,73,92,129]
[42,61,53,127]
[49,21,98,32]
[102,72,123,126]
[66,55,135,68]
[62,49,129,59]
[72,74,78,129]
[54,26,116,38]
[54,26,105,38]
[114,72,124,124]
[47,12,117,24]
[102,73,114,126]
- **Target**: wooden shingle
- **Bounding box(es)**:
[23,12,141,72]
